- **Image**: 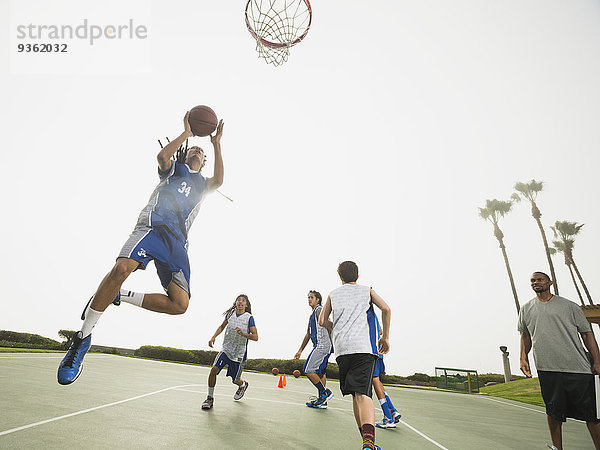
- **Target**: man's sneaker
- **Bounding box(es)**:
[201,396,214,410]
[234,381,248,400]
[392,410,402,423]
[57,332,92,385]
[81,293,121,320]
[376,417,397,429]
[306,395,328,409]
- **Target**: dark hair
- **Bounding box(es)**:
[223,294,252,318]
[309,290,322,305]
[175,142,188,163]
[532,271,551,281]
[338,261,359,283]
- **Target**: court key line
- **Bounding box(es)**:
[1,383,449,449]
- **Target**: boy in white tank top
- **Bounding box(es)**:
[319,261,391,450]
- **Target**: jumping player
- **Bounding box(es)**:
[373,316,401,429]
[319,261,391,450]
[202,294,258,410]
[57,112,224,385]
[294,290,334,409]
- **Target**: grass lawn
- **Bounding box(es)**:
[480,377,544,407]
[0,348,62,353]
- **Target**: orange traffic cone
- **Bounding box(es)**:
[277,375,284,388]
[283,374,287,386]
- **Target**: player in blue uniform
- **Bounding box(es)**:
[373,315,401,429]
[57,111,224,385]
[202,294,258,409]
[294,290,334,408]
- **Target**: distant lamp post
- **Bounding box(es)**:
[499,346,511,382]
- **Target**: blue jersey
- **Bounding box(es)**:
[135,161,208,245]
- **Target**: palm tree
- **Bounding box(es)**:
[551,221,594,305]
[512,180,558,295]
[550,243,584,305]
[479,199,520,314]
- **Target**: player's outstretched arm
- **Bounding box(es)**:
[581,331,600,375]
[371,289,391,354]
[318,296,333,331]
[208,318,228,348]
[295,330,310,359]
[519,332,532,377]
[157,111,193,172]
[207,120,224,190]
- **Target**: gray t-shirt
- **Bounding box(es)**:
[517,295,592,373]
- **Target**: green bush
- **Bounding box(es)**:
[135,346,197,363]
[189,349,219,366]
[0,331,63,350]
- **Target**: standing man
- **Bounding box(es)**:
[58,111,224,385]
[320,261,391,450]
[519,271,600,450]
[294,290,334,409]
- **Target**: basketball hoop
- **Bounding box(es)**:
[245,0,312,66]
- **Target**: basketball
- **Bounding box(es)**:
[188,105,218,137]
[293,369,300,378]
[272,367,279,375]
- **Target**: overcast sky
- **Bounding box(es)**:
[2,0,600,377]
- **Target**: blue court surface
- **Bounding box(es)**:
[0,353,593,449]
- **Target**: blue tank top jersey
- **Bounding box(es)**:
[367,303,379,355]
[135,161,208,245]
[309,307,319,346]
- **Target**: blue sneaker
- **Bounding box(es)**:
[57,332,92,385]
[321,388,333,402]
[81,293,121,320]
[392,410,402,423]
[306,388,333,409]
[306,396,328,409]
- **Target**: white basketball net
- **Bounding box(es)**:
[245,0,312,66]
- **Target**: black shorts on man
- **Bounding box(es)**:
[538,371,600,423]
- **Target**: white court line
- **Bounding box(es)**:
[172,387,351,412]
[482,396,584,424]
[0,384,201,437]
[174,387,448,447]
[1,382,447,449]
[397,419,449,450]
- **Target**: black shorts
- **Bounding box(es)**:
[538,371,599,423]
[336,353,378,397]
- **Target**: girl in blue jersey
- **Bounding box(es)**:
[58,111,224,386]
[294,290,334,408]
[202,294,259,410]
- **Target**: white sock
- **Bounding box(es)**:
[379,398,386,405]
[81,308,103,337]
[208,387,215,397]
[119,289,145,307]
